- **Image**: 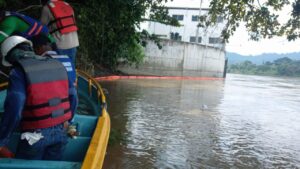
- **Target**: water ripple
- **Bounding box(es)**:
[102,74,300,169]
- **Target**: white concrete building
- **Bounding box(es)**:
[145,7,226,49]
[119,3,227,78]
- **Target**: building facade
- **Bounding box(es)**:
[117,6,227,78]
[146,7,226,49]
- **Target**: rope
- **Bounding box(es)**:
[17,5,42,13]
[0,70,8,78]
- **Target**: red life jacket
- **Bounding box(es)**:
[18,56,72,130]
[47,0,78,34]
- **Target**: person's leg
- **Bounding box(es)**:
[57,48,77,66]
[43,139,67,160]
[42,124,68,161]
[15,136,45,160]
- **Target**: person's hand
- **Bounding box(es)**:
[64,121,79,137]
[0,146,14,158]
[67,124,79,138]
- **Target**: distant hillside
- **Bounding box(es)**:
[226,52,300,65]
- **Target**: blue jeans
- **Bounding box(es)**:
[57,48,77,66]
[15,124,68,160]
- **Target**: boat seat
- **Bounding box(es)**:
[6,133,91,162]
[62,136,91,162]
[73,114,98,137]
[63,114,98,161]
[0,90,6,113]
[0,158,81,169]
[1,92,100,163]
[5,115,97,162]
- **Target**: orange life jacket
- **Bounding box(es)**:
[19,57,72,130]
[47,0,78,34]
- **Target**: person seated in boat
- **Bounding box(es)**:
[0,11,55,44]
[31,34,76,87]
[0,36,77,160]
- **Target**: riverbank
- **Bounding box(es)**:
[228,72,300,78]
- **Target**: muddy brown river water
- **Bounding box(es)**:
[101,74,300,169]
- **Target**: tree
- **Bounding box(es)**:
[0,0,179,71]
[274,57,292,65]
[206,0,300,42]
[228,57,300,76]
[72,0,179,70]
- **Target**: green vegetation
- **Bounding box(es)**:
[0,0,179,71]
[206,1,300,77]
[1,0,300,72]
[74,0,179,70]
[229,57,300,77]
[206,0,300,42]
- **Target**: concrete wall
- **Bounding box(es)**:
[118,39,226,78]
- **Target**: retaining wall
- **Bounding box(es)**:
[118,39,226,78]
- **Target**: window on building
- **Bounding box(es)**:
[170,32,182,41]
[217,16,223,23]
[191,15,199,22]
[190,36,196,42]
[178,35,182,41]
[190,36,202,43]
[170,32,175,40]
[172,15,184,21]
[209,37,222,44]
[198,37,202,43]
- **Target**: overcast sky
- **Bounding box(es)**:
[165,0,300,56]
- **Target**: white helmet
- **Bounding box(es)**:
[1,36,32,66]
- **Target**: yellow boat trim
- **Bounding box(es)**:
[77,70,107,104]
[77,70,110,169]
[0,82,8,89]
[81,109,110,169]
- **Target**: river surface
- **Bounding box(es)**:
[101,74,300,169]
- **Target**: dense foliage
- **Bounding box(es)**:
[207,0,300,42]
[2,0,300,71]
[228,57,300,76]
[0,0,179,71]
